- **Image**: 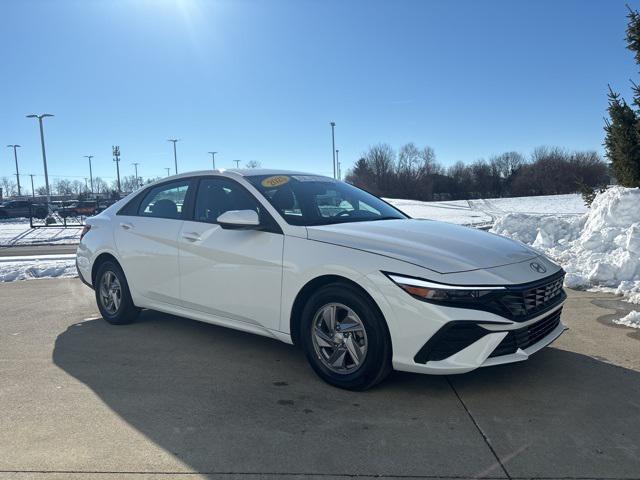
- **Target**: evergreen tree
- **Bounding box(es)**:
[604,7,640,187]
[604,86,640,186]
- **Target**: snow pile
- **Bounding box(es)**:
[491,214,547,244]
[0,255,77,282]
[613,310,640,329]
[491,186,640,302]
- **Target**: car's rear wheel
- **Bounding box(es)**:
[300,283,392,390]
[94,261,139,325]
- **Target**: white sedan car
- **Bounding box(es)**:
[77,169,567,390]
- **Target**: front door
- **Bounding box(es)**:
[178,177,284,331]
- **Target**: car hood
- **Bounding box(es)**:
[306,219,539,274]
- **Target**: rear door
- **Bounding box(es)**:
[114,179,194,305]
[178,176,284,330]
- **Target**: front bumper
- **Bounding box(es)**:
[365,265,569,375]
[391,302,567,375]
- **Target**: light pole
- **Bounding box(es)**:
[83,155,94,194]
[330,121,336,179]
[112,146,121,193]
[208,151,218,170]
[165,167,171,177]
[336,149,340,180]
[29,174,35,199]
[7,144,22,196]
[168,139,179,174]
[233,159,240,168]
[26,113,54,205]
[132,162,140,188]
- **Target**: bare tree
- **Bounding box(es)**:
[93,177,108,194]
[120,175,140,193]
[0,177,18,197]
[53,179,73,195]
[71,180,85,195]
[365,143,395,194]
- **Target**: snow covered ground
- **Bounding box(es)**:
[0,254,77,282]
[386,193,586,226]
[0,219,81,246]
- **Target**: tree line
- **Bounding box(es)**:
[0,175,156,198]
[345,143,608,201]
[1,161,264,199]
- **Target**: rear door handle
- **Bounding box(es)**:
[182,232,201,242]
[120,222,133,230]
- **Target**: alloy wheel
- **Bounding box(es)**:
[311,302,368,374]
[99,270,122,315]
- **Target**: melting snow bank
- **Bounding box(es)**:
[0,254,77,282]
[613,310,640,329]
[491,186,640,304]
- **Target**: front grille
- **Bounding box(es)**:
[489,307,563,358]
[485,271,566,321]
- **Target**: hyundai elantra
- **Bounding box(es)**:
[76,170,566,390]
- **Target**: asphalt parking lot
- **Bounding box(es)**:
[0,279,639,480]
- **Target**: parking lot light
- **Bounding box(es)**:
[83,155,94,194]
[7,144,22,197]
[26,113,54,206]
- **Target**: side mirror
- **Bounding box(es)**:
[216,209,261,229]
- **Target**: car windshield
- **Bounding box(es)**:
[246,174,407,226]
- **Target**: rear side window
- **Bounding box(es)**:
[138,181,190,219]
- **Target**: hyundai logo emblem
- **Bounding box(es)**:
[530,262,547,274]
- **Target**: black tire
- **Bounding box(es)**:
[94,260,140,325]
[300,282,392,390]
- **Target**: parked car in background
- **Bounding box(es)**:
[0,200,47,219]
[77,169,567,390]
[59,201,98,218]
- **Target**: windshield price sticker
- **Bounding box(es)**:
[261,175,290,187]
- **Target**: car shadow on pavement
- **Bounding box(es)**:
[52,309,640,479]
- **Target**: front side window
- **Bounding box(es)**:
[138,181,190,219]
[194,178,262,223]
[246,174,407,226]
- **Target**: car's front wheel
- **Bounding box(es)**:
[300,283,392,390]
[94,261,139,325]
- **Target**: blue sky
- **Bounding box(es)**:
[0,0,638,188]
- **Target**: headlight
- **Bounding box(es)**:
[385,273,505,303]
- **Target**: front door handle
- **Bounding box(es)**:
[120,222,134,230]
[182,232,201,242]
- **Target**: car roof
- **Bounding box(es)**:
[157,169,332,182]
[226,168,319,177]
[128,169,336,198]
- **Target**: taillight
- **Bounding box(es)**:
[80,225,91,241]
